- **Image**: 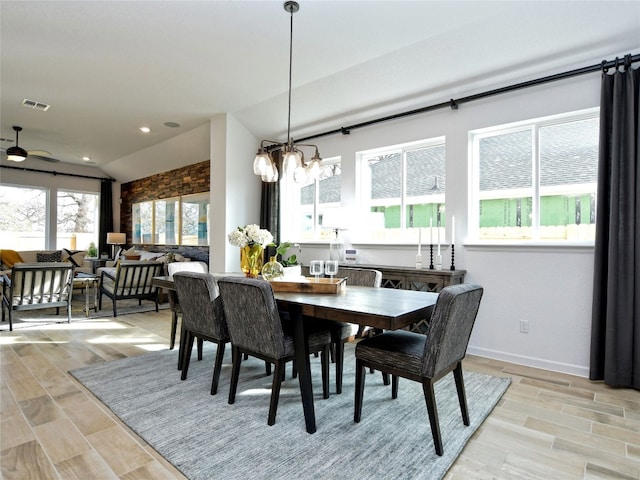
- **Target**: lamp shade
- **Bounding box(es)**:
[106,232,126,244]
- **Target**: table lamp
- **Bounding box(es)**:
[106,232,126,259]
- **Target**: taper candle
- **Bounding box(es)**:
[430,218,433,245]
[451,216,455,244]
[418,227,421,255]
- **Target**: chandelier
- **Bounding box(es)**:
[252,1,322,183]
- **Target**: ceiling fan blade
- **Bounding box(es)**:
[28,153,61,163]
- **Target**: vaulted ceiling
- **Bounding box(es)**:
[1,1,638,171]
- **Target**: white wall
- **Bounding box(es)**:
[209,113,262,273]
[295,72,602,377]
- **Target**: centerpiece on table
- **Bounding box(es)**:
[228,224,273,278]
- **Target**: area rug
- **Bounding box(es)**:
[70,343,511,480]
[0,294,168,331]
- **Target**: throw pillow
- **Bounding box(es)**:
[63,248,84,267]
[37,251,62,262]
[124,255,141,260]
[0,249,24,269]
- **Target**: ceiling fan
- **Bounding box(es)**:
[1,125,60,163]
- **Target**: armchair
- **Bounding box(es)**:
[2,262,74,331]
[98,261,164,317]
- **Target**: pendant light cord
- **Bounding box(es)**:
[286,4,294,144]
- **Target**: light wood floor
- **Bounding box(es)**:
[1,309,639,480]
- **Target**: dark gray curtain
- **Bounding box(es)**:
[590,59,639,389]
[260,150,282,259]
[98,179,114,257]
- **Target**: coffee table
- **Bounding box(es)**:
[73,273,100,316]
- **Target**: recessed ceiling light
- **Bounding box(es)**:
[138,126,151,133]
[82,156,91,161]
[164,121,180,128]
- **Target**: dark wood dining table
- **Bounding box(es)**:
[152,275,438,434]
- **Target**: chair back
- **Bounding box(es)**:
[107,261,164,295]
[422,284,483,378]
[336,267,382,287]
[217,277,290,359]
[173,272,227,340]
[167,261,208,278]
[7,262,74,306]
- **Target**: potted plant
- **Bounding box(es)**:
[87,242,98,258]
[275,242,302,277]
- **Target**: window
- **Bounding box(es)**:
[0,185,48,249]
[181,193,209,245]
[470,109,598,241]
[56,190,99,250]
[281,157,341,241]
[132,194,210,245]
[359,138,445,242]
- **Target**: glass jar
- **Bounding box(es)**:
[261,256,284,281]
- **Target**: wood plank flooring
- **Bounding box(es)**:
[1,310,638,479]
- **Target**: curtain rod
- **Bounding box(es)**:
[0,164,115,182]
[297,52,640,142]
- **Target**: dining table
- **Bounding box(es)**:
[152,274,438,434]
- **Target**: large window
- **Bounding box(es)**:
[0,185,48,249]
[56,190,99,250]
[359,138,445,242]
[281,157,341,241]
[470,109,598,241]
[132,193,210,245]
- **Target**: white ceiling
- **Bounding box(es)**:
[1,1,639,172]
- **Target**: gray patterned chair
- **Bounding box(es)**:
[167,261,208,356]
[353,283,484,456]
[314,267,383,394]
[1,262,74,331]
[217,277,332,426]
[173,272,229,395]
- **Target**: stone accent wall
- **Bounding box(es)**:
[119,161,210,263]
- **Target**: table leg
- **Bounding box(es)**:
[85,281,90,317]
[289,303,316,434]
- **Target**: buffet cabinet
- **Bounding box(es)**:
[348,264,466,333]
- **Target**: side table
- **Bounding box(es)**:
[73,273,100,316]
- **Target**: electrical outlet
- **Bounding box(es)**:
[520,319,529,333]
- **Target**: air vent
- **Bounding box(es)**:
[22,98,51,111]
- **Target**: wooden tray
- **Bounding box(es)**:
[269,277,346,294]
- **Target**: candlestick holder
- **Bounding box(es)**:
[450,244,456,270]
[415,254,422,270]
[429,244,434,269]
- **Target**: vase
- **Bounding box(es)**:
[261,256,284,281]
[240,245,264,278]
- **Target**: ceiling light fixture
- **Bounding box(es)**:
[138,126,151,133]
[6,126,28,162]
[253,1,322,183]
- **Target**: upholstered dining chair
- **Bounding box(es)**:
[353,283,484,456]
[167,261,208,360]
[173,272,229,395]
[320,267,383,394]
[217,277,332,426]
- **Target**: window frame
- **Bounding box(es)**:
[468,107,599,245]
[132,193,210,246]
[356,137,446,244]
[281,156,342,242]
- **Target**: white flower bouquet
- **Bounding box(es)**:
[228,224,274,248]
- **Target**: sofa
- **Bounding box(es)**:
[0,249,93,276]
[97,246,191,278]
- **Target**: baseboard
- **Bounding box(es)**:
[466,345,590,378]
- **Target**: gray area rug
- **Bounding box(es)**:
[71,343,511,480]
[1,294,168,331]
